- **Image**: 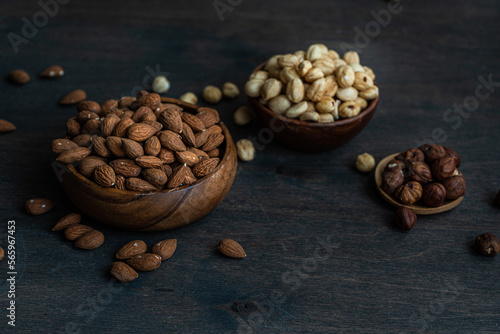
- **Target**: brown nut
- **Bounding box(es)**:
[395,207,417,230]
[395,181,423,205]
[475,233,500,256]
[420,144,447,164]
[384,159,405,172]
[403,148,425,164]
[422,183,447,207]
[381,169,404,195]
[444,147,461,168]
[441,175,466,200]
[409,161,433,184]
[431,157,457,181]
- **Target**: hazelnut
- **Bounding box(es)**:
[179,92,198,105]
[403,148,425,164]
[420,144,446,164]
[203,85,223,104]
[441,175,466,200]
[381,169,404,195]
[355,153,376,173]
[475,233,500,256]
[409,161,433,184]
[395,207,417,230]
[431,157,457,181]
[443,147,461,168]
[151,75,170,94]
[222,82,240,99]
[384,159,405,172]
[422,183,447,207]
[233,106,254,126]
[395,181,423,205]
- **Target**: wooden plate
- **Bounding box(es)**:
[374,153,464,215]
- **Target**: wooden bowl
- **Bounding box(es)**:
[374,153,464,215]
[59,98,238,231]
[248,64,379,152]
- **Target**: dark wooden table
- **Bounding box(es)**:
[1,0,499,332]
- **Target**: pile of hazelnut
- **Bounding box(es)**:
[381,144,466,207]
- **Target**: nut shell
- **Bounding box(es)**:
[422,183,447,207]
[395,207,417,230]
[475,233,500,256]
[441,175,466,200]
[395,181,423,205]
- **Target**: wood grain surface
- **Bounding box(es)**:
[0,0,499,333]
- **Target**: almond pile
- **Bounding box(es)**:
[53,213,105,250]
[110,239,177,282]
[51,91,224,192]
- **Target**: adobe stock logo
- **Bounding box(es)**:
[7,0,71,54]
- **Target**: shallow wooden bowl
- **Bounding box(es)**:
[59,98,238,231]
[248,63,379,152]
[374,153,464,215]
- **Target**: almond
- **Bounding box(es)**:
[75,230,104,250]
[127,123,156,142]
[110,262,138,283]
[207,148,220,158]
[159,109,183,133]
[127,253,162,271]
[101,114,121,137]
[0,247,4,261]
[141,120,163,133]
[66,117,81,137]
[76,111,100,123]
[81,119,101,135]
[181,122,196,147]
[119,96,136,108]
[114,175,126,190]
[159,130,186,152]
[183,166,197,185]
[78,156,107,178]
[181,112,205,132]
[51,138,78,154]
[109,159,142,177]
[113,118,135,138]
[194,130,210,148]
[196,107,220,127]
[40,65,64,78]
[132,106,154,123]
[0,119,16,133]
[60,89,87,105]
[101,99,118,113]
[105,136,126,157]
[77,101,102,115]
[52,213,81,231]
[125,177,157,192]
[72,134,92,147]
[206,124,223,136]
[187,147,210,161]
[121,138,144,159]
[218,239,246,258]
[193,158,219,178]
[202,133,225,152]
[116,240,147,260]
[176,151,199,167]
[26,198,55,215]
[142,169,168,188]
[137,93,161,111]
[64,224,93,241]
[144,136,161,156]
[8,69,30,85]
[158,148,176,164]
[56,147,91,163]
[135,156,163,168]
[152,239,177,260]
[91,136,112,157]
[166,164,189,188]
[160,164,173,177]
[94,165,116,187]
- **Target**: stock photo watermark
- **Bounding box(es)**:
[213,0,244,22]
[414,73,500,147]
[7,0,71,54]
[236,234,340,333]
[5,220,17,327]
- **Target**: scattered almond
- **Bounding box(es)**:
[8,69,30,85]
[60,89,87,105]
[218,239,247,259]
[0,119,16,133]
[152,239,177,260]
[0,247,4,261]
[116,240,147,260]
[110,262,139,282]
[52,213,81,231]
[26,198,55,215]
[64,224,93,241]
[40,65,64,78]
[75,230,105,250]
[127,253,162,271]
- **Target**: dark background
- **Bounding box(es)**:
[1,0,499,333]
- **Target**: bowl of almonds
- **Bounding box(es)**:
[52,93,237,231]
[246,44,379,152]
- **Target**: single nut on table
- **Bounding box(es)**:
[40,65,64,78]
[268,95,292,115]
[60,89,87,105]
[151,239,177,260]
[475,233,500,256]
[236,139,255,162]
[218,239,246,258]
[127,253,162,271]
[0,119,16,133]
[179,92,198,105]
[110,262,139,283]
[395,207,417,231]
[355,153,376,173]
[75,230,105,250]
[52,213,81,231]
[26,198,55,215]
[222,82,240,99]
[0,247,4,261]
[8,69,30,85]
[422,183,447,207]
[151,75,170,94]
[116,240,147,260]
[202,85,222,104]
[233,106,254,126]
